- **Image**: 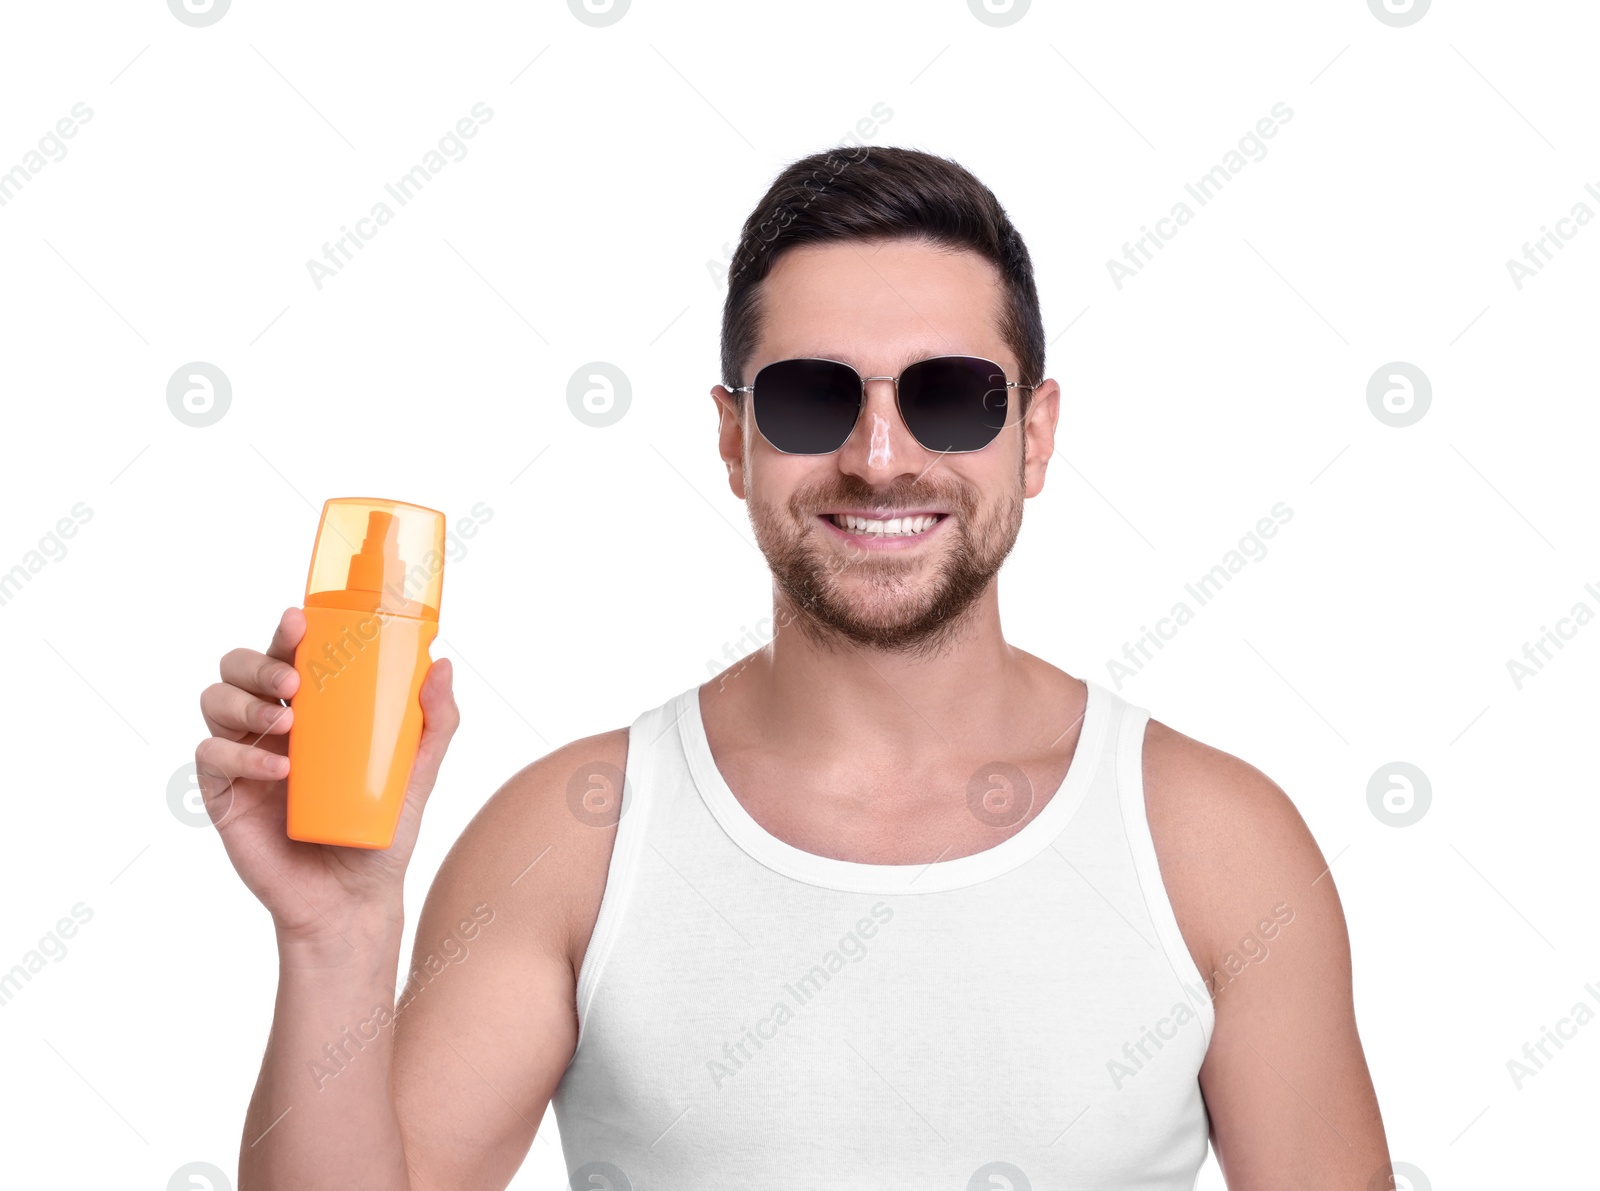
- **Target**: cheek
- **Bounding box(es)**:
[750,454,831,512]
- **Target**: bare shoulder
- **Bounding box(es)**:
[1138,718,1392,1178]
[429,726,632,977]
[1139,715,1339,988]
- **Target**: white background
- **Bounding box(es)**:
[1,0,1595,1186]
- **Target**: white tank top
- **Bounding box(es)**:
[552,677,1214,1188]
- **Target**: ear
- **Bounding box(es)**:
[712,385,748,500]
[1021,379,1061,498]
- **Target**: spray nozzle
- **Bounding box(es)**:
[344,510,406,594]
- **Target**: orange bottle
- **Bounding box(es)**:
[286,498,446,849]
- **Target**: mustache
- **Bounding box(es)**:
[793,480,972,518]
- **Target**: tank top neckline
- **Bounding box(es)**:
[675,676,1113,894]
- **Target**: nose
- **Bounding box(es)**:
[835,376,926,483]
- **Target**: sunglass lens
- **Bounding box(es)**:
[751,359,861,454]
[898,356,1010,452]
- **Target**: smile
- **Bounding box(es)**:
[828,513,942,536]
[817,511,949,548]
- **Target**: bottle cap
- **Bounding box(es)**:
[303,497,446,620]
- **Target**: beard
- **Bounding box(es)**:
[747,453,1026,658]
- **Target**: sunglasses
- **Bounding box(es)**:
[730,354,1033,455]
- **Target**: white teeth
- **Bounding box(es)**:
[829,513,941,536]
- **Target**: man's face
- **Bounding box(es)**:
[712,237,1061,655]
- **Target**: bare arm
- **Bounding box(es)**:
[389,730,626,1187]
[241,910,414,1187]
[237,733,623,1189]
[204,608,623,1188]
[1144,720,1392,1189]
[204,607,463,1189]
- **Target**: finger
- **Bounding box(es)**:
[220,646,299,703]
[200,681,294,741]
[265,606,306,701]
[406,658,460,801]
[266,606,306,666]
[196,732,291,785]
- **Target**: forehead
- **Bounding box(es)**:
[753,238,1009,373]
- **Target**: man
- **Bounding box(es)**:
[200,146,1392,1188]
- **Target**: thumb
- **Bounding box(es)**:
[407,657,460,802]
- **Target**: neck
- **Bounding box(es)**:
[724,581,1034,756]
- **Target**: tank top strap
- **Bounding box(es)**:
[1105,685,1217,1047]
[570,690,688,1047]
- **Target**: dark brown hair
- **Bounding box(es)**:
[719,145,1045,414]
